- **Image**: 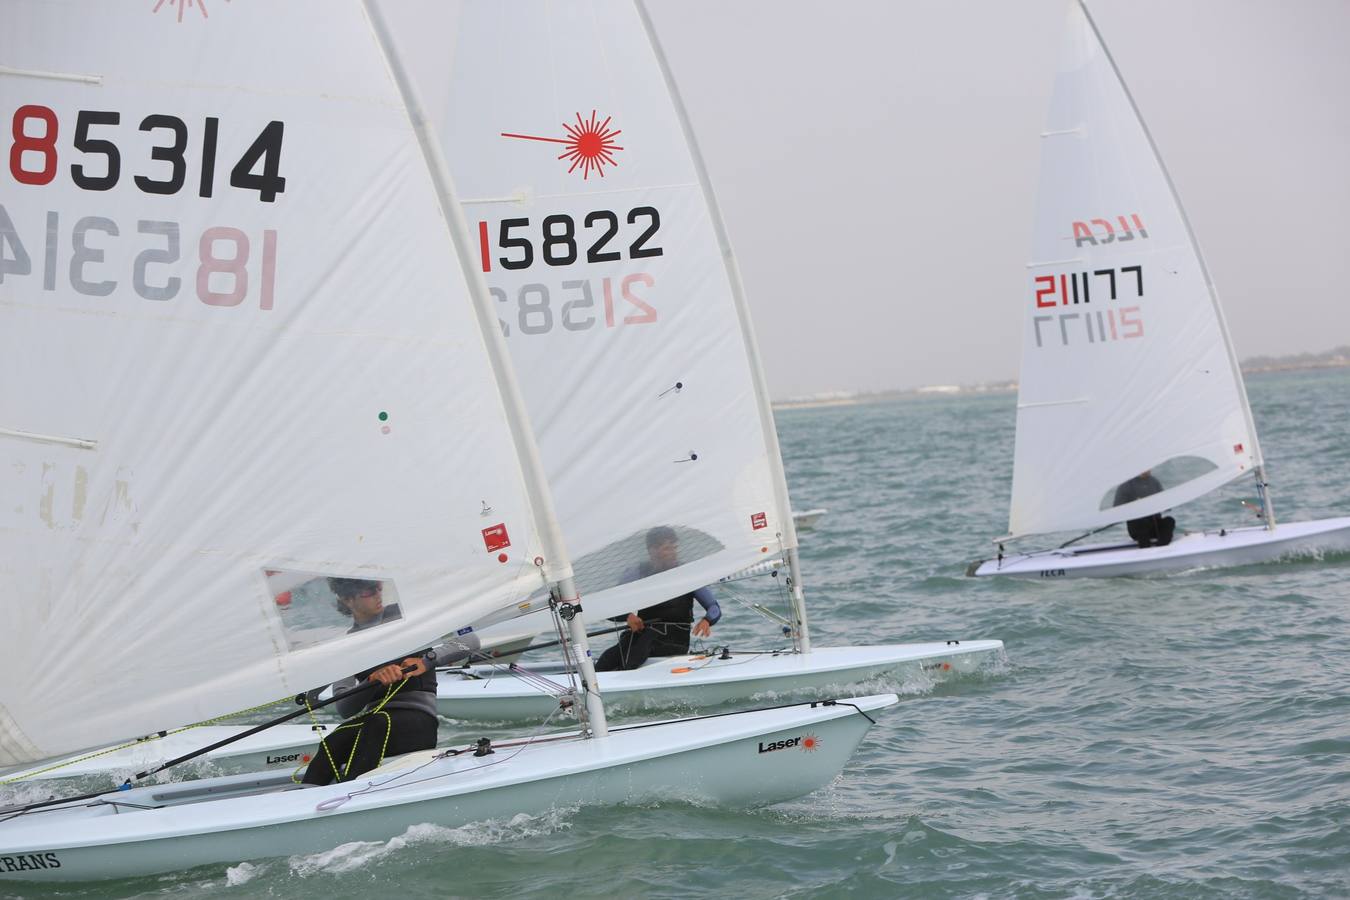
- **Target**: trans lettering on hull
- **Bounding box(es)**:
[0,853,62,872]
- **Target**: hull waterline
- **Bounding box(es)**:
[437,641,1004,721]
[0,695,896,882]
[969,517,1350,579]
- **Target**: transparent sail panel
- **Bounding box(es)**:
[265,572,409,652]
[1098,457,1219,511]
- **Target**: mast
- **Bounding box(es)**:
[634,0,811,651]
[1077,0,1274,530]
[362,0,607,734]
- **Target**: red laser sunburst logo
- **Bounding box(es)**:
[801,734,821,752]
[151,0,230,22]
[501,111,624,180]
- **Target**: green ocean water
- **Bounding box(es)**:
[8,368,1349,899]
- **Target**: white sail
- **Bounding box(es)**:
[379,0,795,621]
[0,1,559,765]
[1007,0,1261,539]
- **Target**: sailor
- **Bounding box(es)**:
[300,578,479,786]
[594,526,721,672]
[1113,470,1177,548]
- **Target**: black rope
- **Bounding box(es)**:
[496,624,627,657]
[0,667,417,819]
[1057,522,1119,549]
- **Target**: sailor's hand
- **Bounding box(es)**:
[626,613,645,632]
[370,657,426,685]
[692,618,712,638]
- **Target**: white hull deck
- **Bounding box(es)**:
[0,694,896,882]
[0,725,334,791]
[969,517,1350,579]
[437,641,1004,722]
[7,643,1001,789]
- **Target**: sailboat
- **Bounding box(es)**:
[0,0,897,881]
[792,508,829,530]
[387,0,1006,719]
[968,0,1350,579]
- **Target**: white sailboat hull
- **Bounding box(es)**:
[6,643,1000,789]
[969,517,1350,579]
[791,509,828,530]
[439,641,1004,722]
[0,725,334,790]
[0,695,896,882]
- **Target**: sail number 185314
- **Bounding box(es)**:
[6,105,285,202]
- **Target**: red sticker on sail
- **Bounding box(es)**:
[482,523,511,552]
[750,512,768,530]
[1234,443,1244,454]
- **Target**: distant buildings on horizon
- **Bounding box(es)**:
[772,345,1350,410]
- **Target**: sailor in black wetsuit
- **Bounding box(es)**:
[300,577,478,786]
[1113,470,1176,548]
[594,526,721,672]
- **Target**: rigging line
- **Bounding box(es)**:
[0,692,302,786]
[718,583,794,629]
[454,647,573,695]
[567,696,872,738]
[0,796,166,824]
[323,693,877,806]
[309,678,408,784]
[491,624,627,660]
[0,668,421,816]
[716,567,784,584]
[550,596,588,730]
[318,703,573,805]
[551,598,581,700]
[692,648,793,659]
[1057,522,1121,549]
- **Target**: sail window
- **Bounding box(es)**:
[569,525,724,597]
[263,569,404,650]
[1099,456,1219,510]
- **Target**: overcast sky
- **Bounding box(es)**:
[644,0,1350,399]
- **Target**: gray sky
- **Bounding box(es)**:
[645,0,1350,400]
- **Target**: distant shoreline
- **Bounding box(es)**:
[1241,358,1350,376]
[772,353,1349,410]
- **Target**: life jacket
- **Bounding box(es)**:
[632,561,697,627]
[637,591,696,628]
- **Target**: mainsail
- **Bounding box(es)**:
[0,1,565,765]
[1006,0,1263,539]
[384,0,799,622]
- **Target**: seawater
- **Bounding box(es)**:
[9,368,1349,899]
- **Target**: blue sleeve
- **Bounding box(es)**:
[693,587,721,626]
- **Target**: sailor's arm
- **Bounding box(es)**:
[692,587,720,637]
[429,631,482,668]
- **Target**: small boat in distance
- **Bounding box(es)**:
[969,0,1350,579]
[792,508,829,530]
